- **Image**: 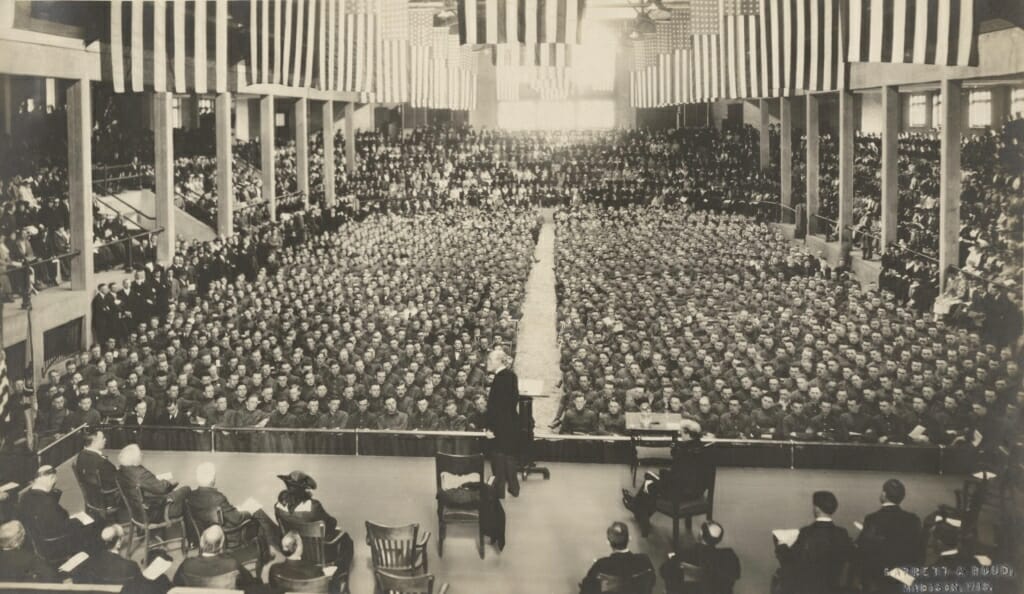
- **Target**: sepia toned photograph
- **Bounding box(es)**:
[0,0,1021,593]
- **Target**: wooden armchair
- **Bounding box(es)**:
[654,465,717,552]
[374,570,449,594]
[365,521,430,583]
[276,509,347,570]
[435,452,486,559]
[114,475,189,558]
[185,500,263,574]
[595,568,655,594]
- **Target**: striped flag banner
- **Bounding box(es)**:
[460,0,587,45]
[340,0,378,99]
[761,0,845,95]
[720,0,762,99]
[248,0,324,89]
[109,0,232,94]
[376,0,409,104]
[847,0,978,67]
[409,7,434,108]
[691,0,721,102]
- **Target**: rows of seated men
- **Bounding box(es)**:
[552,206,1023,461]
[0,433,357,593]
[26,206,534,451]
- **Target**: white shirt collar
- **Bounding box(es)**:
[815,516,833,523]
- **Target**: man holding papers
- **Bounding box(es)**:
[74,524,142,585]
[16,465,101,560]
[116,444,188,522]
[773,491,853,594]
[185,462,275,558]
[854,479,923,594]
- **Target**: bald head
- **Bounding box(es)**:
[0,521,26,551]
[199,525,225,555]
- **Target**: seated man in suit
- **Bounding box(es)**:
[579,522,655,594]
[660,521,741,594]
[173,525,259,590]
[17,465,100,560]
[623,419,712,536]
[75,428,119,509]
[186,462,274,557]
[116,444,188,522]
[774,490,854,594]
[75,524,142,585]
[0,520,59,583]
[855,479,923,594]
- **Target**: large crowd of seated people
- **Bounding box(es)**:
[792,120,1022,334]
[552,205,1023,457]
[18,203,535,453]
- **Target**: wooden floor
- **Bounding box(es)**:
[54,452,961,594]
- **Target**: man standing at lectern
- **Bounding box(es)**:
[484,349,520,498]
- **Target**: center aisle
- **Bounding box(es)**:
[514,208,562,435]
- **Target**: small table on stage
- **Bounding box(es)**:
[625,412,685,436]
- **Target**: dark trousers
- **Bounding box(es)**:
[490,452,520,498]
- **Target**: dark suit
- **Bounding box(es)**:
[580,551,655,594]
[856,505,923,593]
[269,558,347,593]
[485,367,521,497]
[17,488,98,559]
[775,519,853,594]
[75,448,118,493]
[0,547,59,582]
[186,486,265,550]
[630,439,713,532]
[173,553,256,589]
[661,544,741,594]
[74,549,143,585]
[117,465,183,522]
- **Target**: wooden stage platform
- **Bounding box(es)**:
[54,451,961,594]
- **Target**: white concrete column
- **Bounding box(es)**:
[780,97,793,221]
[838,90,855,255]
[294,98,309,207]
[759,98,771,170]
[805,94,820,236]
[216,92,234,237]
[881,86,900,251]
[939,79,962,291]
[322,100,336,208]
[153,92,175,264]
[235,97,250,141]
[67,79,94,291]
[261,94,277,221]
[344,102,356,174]
[44,78,56,111]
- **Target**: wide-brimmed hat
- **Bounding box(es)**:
[277,470,317,490]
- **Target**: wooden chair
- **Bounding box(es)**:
[26,530,75,567]
[629,435,675,487]
[365,521,430,582]
[654,465,717,552]
[276,509,346,569]
[176,568,240,588]
[114,474,189,558]
[595,568,656,594]
[435,452,485,559]
[185,500,263,574]
[71,459,124,524]
[374,570,449,594]
[269,572,335,593]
